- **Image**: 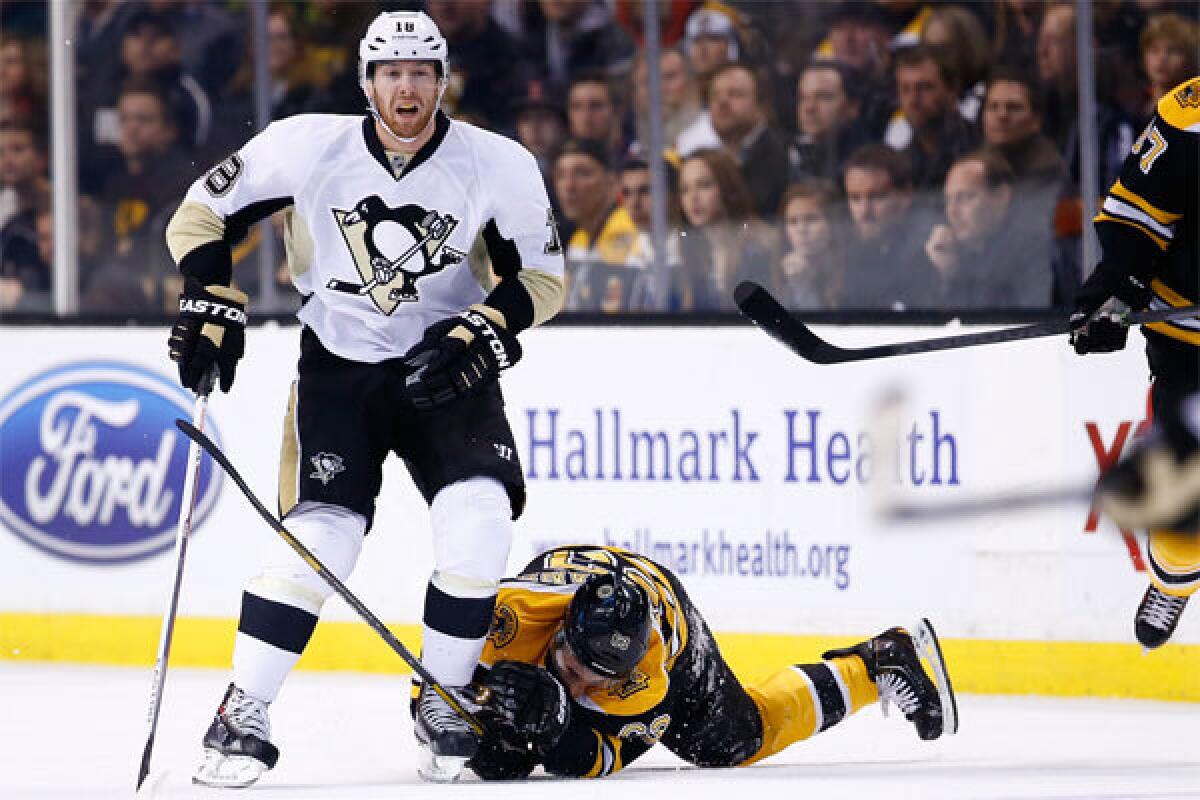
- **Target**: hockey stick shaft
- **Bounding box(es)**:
[173,420,485,736]
[137,369,216,791]
[734,281,1200,365]
[881,485,1095,522]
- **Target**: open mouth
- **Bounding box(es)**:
[395,104,420,121]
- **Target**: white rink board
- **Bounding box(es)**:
[0,323,1179,643]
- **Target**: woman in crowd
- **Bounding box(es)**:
[777,180,846,311]
[1137,12,1199,122]
[674,148,774,311]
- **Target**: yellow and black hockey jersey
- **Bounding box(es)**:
[478,545,691,777]
[1095,77,1200,345]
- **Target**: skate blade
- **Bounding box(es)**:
[912,617,959,736]
[416,747,470,783]
[192,749,268,788]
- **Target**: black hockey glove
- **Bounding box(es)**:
[402,306,522,410]
[1097,400,1200,531]
[1068,261,1152,355]
[477,661,570,756]
[168,277,248,393]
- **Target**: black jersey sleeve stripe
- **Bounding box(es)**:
[482,219,536,332]
[178,240,234,285]
[225,197,294,244]
[179,197,292,285]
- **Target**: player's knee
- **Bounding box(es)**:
[430,477,512,584]
[249,502,366,607]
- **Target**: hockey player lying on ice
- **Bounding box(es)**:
[455,544,958,780]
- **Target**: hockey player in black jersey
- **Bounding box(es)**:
[1068,77,1200,650]
[463,546,958,780]
[164,10,564,787]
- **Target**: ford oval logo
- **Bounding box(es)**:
[0,362,221,563]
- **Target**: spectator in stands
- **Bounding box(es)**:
[87,81,193,311]
[788,61,869,184]
[302,0,374,74]
[1035,1,1136,302]
[555,138,641,312]
[981,68,1066,189]
[0,118,47,229]
[982,68,1078,308]
[75,0,141,80]
[630,46,717,159]
[428,0,532,133]
[1036,2,1136,193]
[817,2,895,138]
[925,149,1053,309]
[527,0,635,90]
[145,0,243,96]
[840,143,939,310]
[992,0,1043,71]
[79,8,212,170]
[612,0,695,49]
[0,34,47,124]
[0,186,49,312]
[566,73,628,167]
[778,180,847,310]
[1138,13,1199,122]
[212,6,329,156]
[889,45,978,193]
[707,63,789,223]
[1133,0,1200,19]
[819,2,894,76]
[513,79,568,210]
[681,5,742,93]
[616,155,681,309]
[920,4,991,125]
[675,147,774,311]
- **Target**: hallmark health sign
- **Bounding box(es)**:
[0,362,221,563]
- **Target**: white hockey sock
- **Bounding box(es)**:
[233,631,301,704]
[420,626,488,687]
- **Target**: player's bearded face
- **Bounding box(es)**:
[369,61,441,141]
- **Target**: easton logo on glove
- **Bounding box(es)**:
[179,297,249,325]
[402,305,522,410]
[463,310,513,369]
[168,278,249,394]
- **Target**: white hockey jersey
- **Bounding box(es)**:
[175,112,564,363]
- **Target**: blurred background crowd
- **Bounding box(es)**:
[0,0,1196,317]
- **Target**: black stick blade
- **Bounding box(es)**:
[136,735,153,790]
[734,281,851,364]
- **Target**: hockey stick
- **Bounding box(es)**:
[137,368,216,791]
[173,419,485,736]
[734,281,1200,365]
[881,485,1095,522]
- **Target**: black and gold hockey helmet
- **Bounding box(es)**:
[563,572,652,679]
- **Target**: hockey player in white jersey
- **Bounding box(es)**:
[165,10,564,787]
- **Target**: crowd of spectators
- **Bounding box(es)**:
[0,0,1197,315]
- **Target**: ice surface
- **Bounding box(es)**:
[3,663,1198,799]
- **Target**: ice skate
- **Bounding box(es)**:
[1135,585,1189,651]
[824,618,958,740]
[192,683,279,788]
[413,682,481,783]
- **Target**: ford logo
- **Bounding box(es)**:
[0,362,221,563]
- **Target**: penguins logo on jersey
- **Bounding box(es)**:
[328,196,466,314]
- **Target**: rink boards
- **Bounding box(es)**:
[1,323,1197,700]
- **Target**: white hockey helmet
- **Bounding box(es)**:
[358,11,449,86]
